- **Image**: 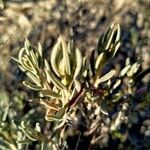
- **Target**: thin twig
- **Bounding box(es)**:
[75,132,81,150]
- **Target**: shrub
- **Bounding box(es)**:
[1,23,149,149]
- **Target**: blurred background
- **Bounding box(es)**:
[0,0,150,149]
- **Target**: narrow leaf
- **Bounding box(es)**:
[40,90,61,99]
[45,107,66,121]
[11,57,20,63]
[18,48,25,65]
[29,50,38,67]
[23,81,42,91]
[20,122,38,141]
[74,48,82,78]
[44,60,66,90]
[24,39,31,55]
[112,41,121,57]
[62,39,71,75]
[26,71,41,86]
[105,29,115,50]
[95,53,104,69]
[50,37,62,77]
[94,70,115,87]
[115,24,121,42]
[38,42,43,58]
[120,65,131,77]
[113,79,121,90]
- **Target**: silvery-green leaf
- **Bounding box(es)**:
[82,57,87,77]
[24,39,31,55]
[17,139,32,144]
[112,79,121,90]
[45,107,66,122]
[115,24,121,42]
[112,93,123,103]
[11,57,20,63]
[20,122,38,141]
[74,48,82,78]
[112,41,121,57]
[29,50,38,67]
[62,39,71,75]
[105,29,115,50]
[41,142,48,150]
[2,107,8,122]
[103,26,112,44]
[110,23,115,28]
[21,130,38,141]
[95,52,112,77]
[95,53,104,70]
[40,99,60,109]
[50,37,62,77]
[40,90,61,99]
[44,60,66,90]
[18,48,25,65]
[18,65,27,72]
[0,130,13,143]
[120,65,131,77]
[82,56,86,66]
[38,42,42,58]
[18,50,35,72]
[58,59,66,76]
[52,107,66,119]
[94,70,115,87]
[24,57,37,72]
[54,119,66,130]
[67,42,71,54]
[127,62,140,77]
[126,58,130,66]
[45,116,59,122]
[26,72,41,86]
[23,81,42,91]
[131,62,140,74]
[100,100,109,115]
